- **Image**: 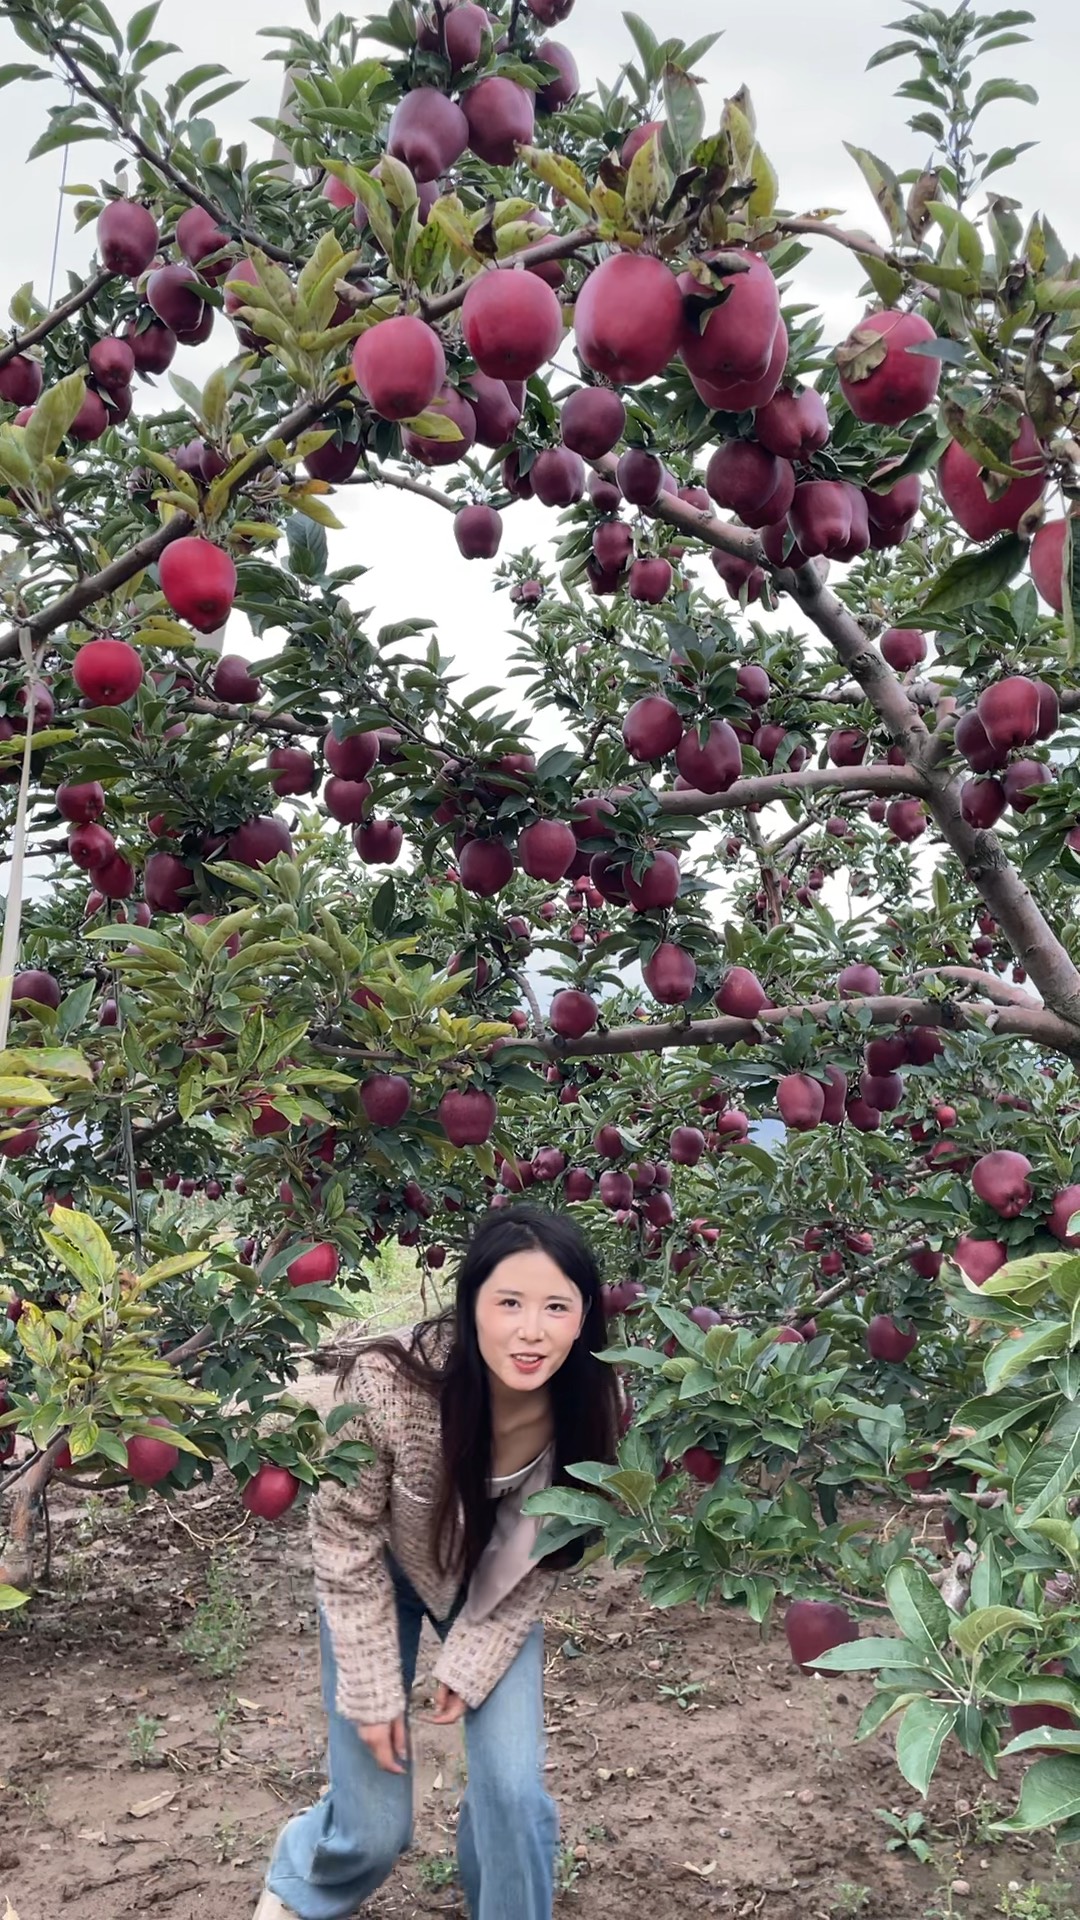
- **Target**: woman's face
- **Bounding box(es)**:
[474,1248,586,1397]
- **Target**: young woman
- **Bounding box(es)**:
[255,1203,622,1920]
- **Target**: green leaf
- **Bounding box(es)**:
[622,12,660,79]
[977,1251,1069,1298]
[993,1756,1080,1833]
[984,1320,1070,1392]
[809,1636,919,1672]
[951,1606,1039,1657]
[865,38,921,68]
[918,534,1026,622]
[0,64,47,90]
[662,63,705,166]
[973,77,1038,117]
[1013,1399,1080,1521]
[858,252,905,307]
[25,372,87,463]
[126,1,161,50]
[885,1562,950,1659]
[39,1207,117,1287]
[843,142,904,238]
[0,1585,30,1612]
[926,202,985,276]
[895,1697,958,1796]
[27,121,110,162]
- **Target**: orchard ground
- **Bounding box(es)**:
[0,1259,1073,1920]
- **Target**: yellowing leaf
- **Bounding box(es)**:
[0,1076,59,1107]
[748,142,778,220]
[283,488,345,530]
[517,146,591,214]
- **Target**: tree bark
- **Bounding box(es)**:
[599,463,1080,1030]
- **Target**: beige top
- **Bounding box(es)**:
[309,1324,560,1723]
[466,1442,557,1623]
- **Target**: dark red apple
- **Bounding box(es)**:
[98,199,159,277]
[354,818,403,863]
[971,1149,1032,1218]
[228,816,293,867]
[268,747,316,796]
[837,310,940,425]
[213,655,261,703]
[784,1598,859,1672]
[159,538,236,633]
[461,266,562,380]
[438,1086,497,1145]
[575,253,683,384]
[242,1462,301,1520]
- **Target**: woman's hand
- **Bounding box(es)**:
[430,1682,468,1726]
[357,1713,408,1773]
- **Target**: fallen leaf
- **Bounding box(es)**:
[128,1788,177,1819]
[236,1697,262,1713]
[682,1860,716,1877]
[77,1828,107,1844]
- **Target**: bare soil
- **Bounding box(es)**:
[1,1401,1071,1920]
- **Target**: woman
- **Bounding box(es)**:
[255,1202,622,1920]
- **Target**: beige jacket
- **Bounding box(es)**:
[309,1324,560,1725]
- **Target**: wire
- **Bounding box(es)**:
[46,81,76,309]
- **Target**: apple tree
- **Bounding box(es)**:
[1,0,1080,1832]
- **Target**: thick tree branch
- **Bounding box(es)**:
[921,965,1035,1008]
[0,268,115,368]
[183,695,310,736]
[0,394,330,663]
[540,992,1080,1061]
[599,465,1080,1030]
[657,761,922,814]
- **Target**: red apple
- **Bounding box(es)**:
[242,1462,301,1520]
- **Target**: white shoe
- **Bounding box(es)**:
[252,1892,301,1920]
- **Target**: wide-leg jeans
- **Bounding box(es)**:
[265,1557,558,1919]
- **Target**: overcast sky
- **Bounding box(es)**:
[0,0,1071,747]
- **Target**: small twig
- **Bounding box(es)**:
[45,31,300,266]
[515,968,545,1040]
[763,812,817,859]
[0,267,115,368]
[0,392,330,662]
[421,226,599,319]
[743,811,783,928]
[351,464,457,513]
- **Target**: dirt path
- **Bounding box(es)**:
[0,1376,1069,1920]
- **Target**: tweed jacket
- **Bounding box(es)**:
[309,1324,561,1726]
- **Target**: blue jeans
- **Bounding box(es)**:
[266,1557,558,1918]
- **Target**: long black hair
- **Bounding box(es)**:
[350,1204,621,1581]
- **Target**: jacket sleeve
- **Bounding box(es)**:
[309,1353,405,1726]
[433,1561,559,1710]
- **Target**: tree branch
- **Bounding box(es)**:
[0,393,330,663]
[514,967,545,1040]
[919,965,1035,1008]
[421,226,599,319]
[656,761,922,814]
[596,464,1080,1031]
[0,268,115,368]
[350,465,458,512]
[539,992,1080,1061]
[45,32,300,267]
